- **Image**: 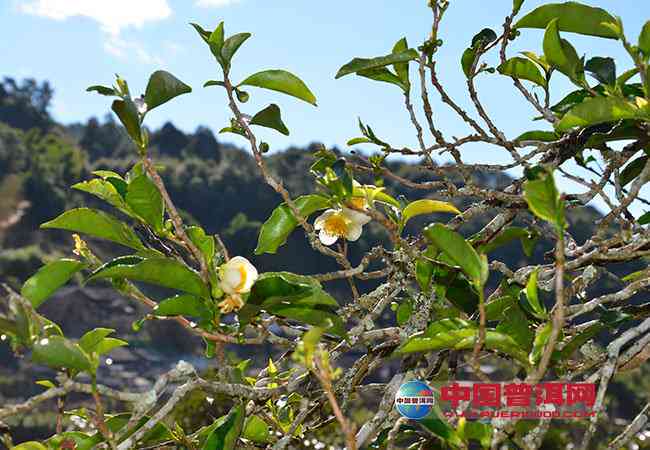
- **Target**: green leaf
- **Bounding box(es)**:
[95,337,127,355]
[73,179,130,212]
[558,322,604,360]
[529,322,553,365]
[523,171,565,230]
[543,18,583,82]
[187,226,216,262]
[525,268,548,319]
[424,223,485,286]
[347,137,372,145]
[515,130,557,142]
[461,47,476,78]
[13,442,48,450]
[126,175,165,232]
[415,259,434,293]
[191,22,212,44]
[620,155,648,187]
[88,256,209,298]
[396,301,413,326]
[241,272,344,336]
[41,208,145,251]
[638,211,650,225]
[402,199,460,225]
[242,415,270,443]
[144,70,191,112]
[585,56,616,86]
[497,57,547,87]
[87,85,117,96]
[514,2,619,39]
[221,32,251,67]
[32,336,92,372]
[357,67,407,91]
[478,226,537,257]
[204,80,226,88]
[471,28,498,48]
[111,99,141,145]
[640,21,650,56]
[556,96,648,132]
[250,104,289,136]
[239,70,317,106]
[209,21,225,62]
[204,405,244,450]
[335,49,419,79]
[521,51,551,72]
[21,259,85,308]
[79,328,115,354]
[392,37,410,87]
[513,0,525,14]
[155,294,212,319]
[255,195,329,254]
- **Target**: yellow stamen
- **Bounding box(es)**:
[324,214,348,237]
[234,264,247,292]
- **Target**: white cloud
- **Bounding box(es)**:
[195,0,240,7]
[20,0,171,63]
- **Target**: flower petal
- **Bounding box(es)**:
[345,222,363,241]
[343,207,371,226]
[314,209,336,230]
[319,229,339,246]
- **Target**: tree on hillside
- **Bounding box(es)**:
[3,1,650,449]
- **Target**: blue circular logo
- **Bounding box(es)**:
[395,380,435,420]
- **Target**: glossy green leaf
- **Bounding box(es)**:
[204,80,226,88]
[543,18,583,82]
[585,56,616,86]
[396,301,413,326]
[255,194,329,254]
[88,256,209,297]
[357,67,407,91]
[478,226,537,257]
[497,57,547,87]
[204,405,244,450]
[514,2,619,39]
[73,179,130,212]
[347,137,372,145]
[558,323,604,359]
[208,22,225,62]
[95,338,128,355]
[250,104,289,136]
[620,155,648,187]
[154,294,211,319]
[523,171,565,230]
[415,258,434,293]
[513,0,525,14]
[144,70,191,112]
[190,22,212,44]
[640,21,650,56]
[239,70,317,106]
[525,268,548,319]
[461,47,476,77]
[515,130,557,142]
[241,272,344,336]
[79,328,115,354]
[187,226,216,262]
[126,175,164,232]
[242,415,270,443]
[335,49,418,79]
[392,37,410,87]
[21,259,85,308]
[41,208,145,251]
[424,223,485,286]
[32,336,92,372]
[529,322,553,365]
[13,442,48,450]
[402,199,460,225]
[86,85,117,96]
[221,32,251,66]
[638,211,650,225]
[471,28,498,48]
[556,96,648,132]
[521,51,551,72]
[111,99,141,144]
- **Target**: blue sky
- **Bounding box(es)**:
[2,0,650,213]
